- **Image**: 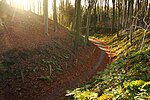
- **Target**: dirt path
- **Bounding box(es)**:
[43,38,115,100]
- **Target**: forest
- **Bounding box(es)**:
[0,0,150,100]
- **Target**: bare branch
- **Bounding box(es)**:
[143,17,148,26]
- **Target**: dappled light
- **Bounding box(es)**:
[0,0,149,100]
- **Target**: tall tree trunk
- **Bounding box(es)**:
[101,0,104,27]
[53,0,58,32]
[129,0,134,44]
[37,0,41,15]
[104,0,107,27]
[148,3,150,23]
[60,0,64,25]
[127,0,134,27]
[84,0,93,46]
[43,0,48,35]
[112,0,115,33]
[93,1,97,33]
[71,0,77,31]
[74,0,81,52]
[122,0,125,28]
[116,0,120,37]
[66,0,69,8]
[32,0,35,13]
[124,0,127,28]
[97,1,100,24]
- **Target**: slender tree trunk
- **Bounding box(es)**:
[53,0,58,32]
[124,0,127,28]
[71,0,77,31]
[66,0,69,8]
[74,0,81,52]
[43,0,48,35]
[148,3,150,23]
[93,1,97,33]
[84,0,93,46]
[101,0,104,27]
[84,12,91,46]
[37,0,40,15]
[112,0,115,33]
[117,0,120,30]
[130,0,134,44]
[97,1,100,24]
[122,0,125,28]
[32,0,36,13]
[104,0,107,27]
[145,0,149,25]
[61,0,64,25]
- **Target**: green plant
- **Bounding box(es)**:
[67,30,150,100]
[97,94,112,100]
[66,89,98,100]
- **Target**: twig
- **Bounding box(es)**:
[143,17,148,26]
[21,69,24,83]
[140,24,150,51]
[49,65,52,76]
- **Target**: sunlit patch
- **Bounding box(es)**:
[4,0,77,15]
[6,0,30,10]
[13,0,26,6]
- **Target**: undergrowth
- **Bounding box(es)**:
[0,38,74,81]
[66,29,150,100]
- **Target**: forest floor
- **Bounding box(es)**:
[68,30,150,100]
[0,4,114,100]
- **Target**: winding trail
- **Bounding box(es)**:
[44,38,115,100]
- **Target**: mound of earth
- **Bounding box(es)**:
[0,3,111,100]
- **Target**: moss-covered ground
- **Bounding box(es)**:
[67,29,150,100]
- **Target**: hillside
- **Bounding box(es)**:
[0,3,113,100]
[0,2,68,52]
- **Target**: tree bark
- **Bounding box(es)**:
[53,0,58,32]
[74,0,81,52]
[93,1,97,33]
[84,0,93,46]
[112,0,115,33]
[43,0,48,35]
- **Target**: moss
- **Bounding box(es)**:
[98,94,112,100]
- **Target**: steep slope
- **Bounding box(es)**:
[0,3,112,100]
[0,2,68,53]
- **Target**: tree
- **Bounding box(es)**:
[117,0,122,29]
[74,0,81,52]
[53,0,58,32]
[93,0,97,32]
[37,0,42,15]
[84,0,94,46]
[66,0,69,8]
[148,3,150,23]
[122,0,127,28]
[32,0,36,13]
[71,1,77,31]
[59,0,65,25]
[112,0,115,33]
[104,0,108,27]
[43,0,48,35]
